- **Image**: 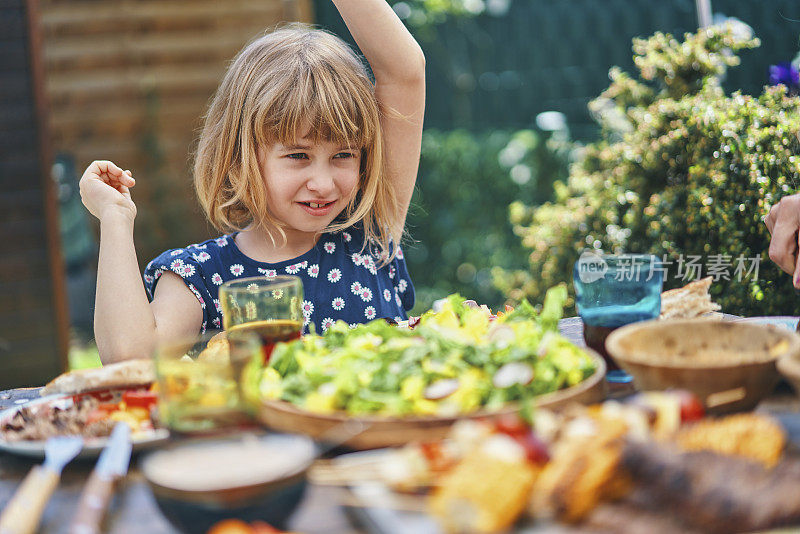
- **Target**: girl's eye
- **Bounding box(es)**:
[287,153,308,160]
[334,152,357,159]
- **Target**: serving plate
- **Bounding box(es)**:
[0,389,169,459]
[258,349,606,450]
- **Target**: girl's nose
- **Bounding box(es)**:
[305,168,336,196]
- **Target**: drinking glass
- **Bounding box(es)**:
[219,275,304,364]
[153,331,261,434]
[573,252,663,383]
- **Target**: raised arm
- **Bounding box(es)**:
[332,0,426,236]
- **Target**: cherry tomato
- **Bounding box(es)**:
[512,431,550,465]
[122,389,158,410]
[492,413,529,438]
[674,390,705,422]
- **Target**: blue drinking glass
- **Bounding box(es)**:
[573,252,663,383]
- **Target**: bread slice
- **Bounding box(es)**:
[40,359,155,397]
[659,277,722,320]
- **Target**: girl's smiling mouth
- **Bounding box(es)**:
[298,200,337,216]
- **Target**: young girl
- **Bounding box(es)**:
[80,1,425,363]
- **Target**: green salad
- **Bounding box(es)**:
[257,284,596,416]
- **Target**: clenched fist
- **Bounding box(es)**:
[79,160,137,223]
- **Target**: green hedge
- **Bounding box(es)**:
[494,24,800,316]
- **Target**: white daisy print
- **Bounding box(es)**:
[212,317,221,328]
[285,263,302,274]
[343,232,352,242]
[328,269,342,283]
[349,323,358,329]
[398,279,408,293]
[302,300,314,317]
[383,289,391,302]
[211,273,223,285]
[194,243,207,250]
[303,315,310,328]
[258,268,277,278]
[350,281,362,295]
[351,253,363,266]
[144,274,153,284]
[215,237,228,247]
[332,297,345,311]
[324,242,336,254]
[365,306,376,320]
[321,318,335,332]
[359,288,373,302]
[363,256,374,270]
[170,258,184,271]
[300,261,308,268]
[170,249,184,256]
[389,265,396,279]
[395,292,403,307]
[230,264,245,277]
[396,248,404,259]
[178,263,195,278]
[154,268,163,279]
[307,264,320,278]
[214,299,221,313]
[194,251,211,263]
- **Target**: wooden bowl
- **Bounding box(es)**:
[606,319,800,414]
[257,349,606,450]
[778,353,800,397]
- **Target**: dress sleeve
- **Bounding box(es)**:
[142,247,212,333]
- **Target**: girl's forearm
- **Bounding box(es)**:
[94,215,157,362]
[332,0,425,83]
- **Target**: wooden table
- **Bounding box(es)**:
[1,317,798,533]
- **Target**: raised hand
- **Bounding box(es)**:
[79,160,137,222]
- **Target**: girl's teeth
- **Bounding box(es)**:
[310,202,325,208]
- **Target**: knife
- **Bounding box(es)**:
[0,435,83,534]
[68,422,132,534]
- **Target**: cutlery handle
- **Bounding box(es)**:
[0,466,60,534]
[68,472,115,534]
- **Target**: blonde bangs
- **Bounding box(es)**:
[255,57,378,153]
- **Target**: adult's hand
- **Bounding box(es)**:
[766,193,800,287]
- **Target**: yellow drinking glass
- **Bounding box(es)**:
[152,331,260,434]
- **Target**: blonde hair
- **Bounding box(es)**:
[194,23,401,261]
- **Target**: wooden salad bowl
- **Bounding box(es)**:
[606,319,800,414]
[257,349,606,449]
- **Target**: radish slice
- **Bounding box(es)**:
[424,378,460,400]
[493,362,534,388]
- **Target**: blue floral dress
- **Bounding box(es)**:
[143,227,415,334]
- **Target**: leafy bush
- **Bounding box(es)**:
[407,128,572,314]
[494,24,800,316]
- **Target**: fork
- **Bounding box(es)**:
[0,435,83,534]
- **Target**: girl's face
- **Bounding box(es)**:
[258,135,361,237]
